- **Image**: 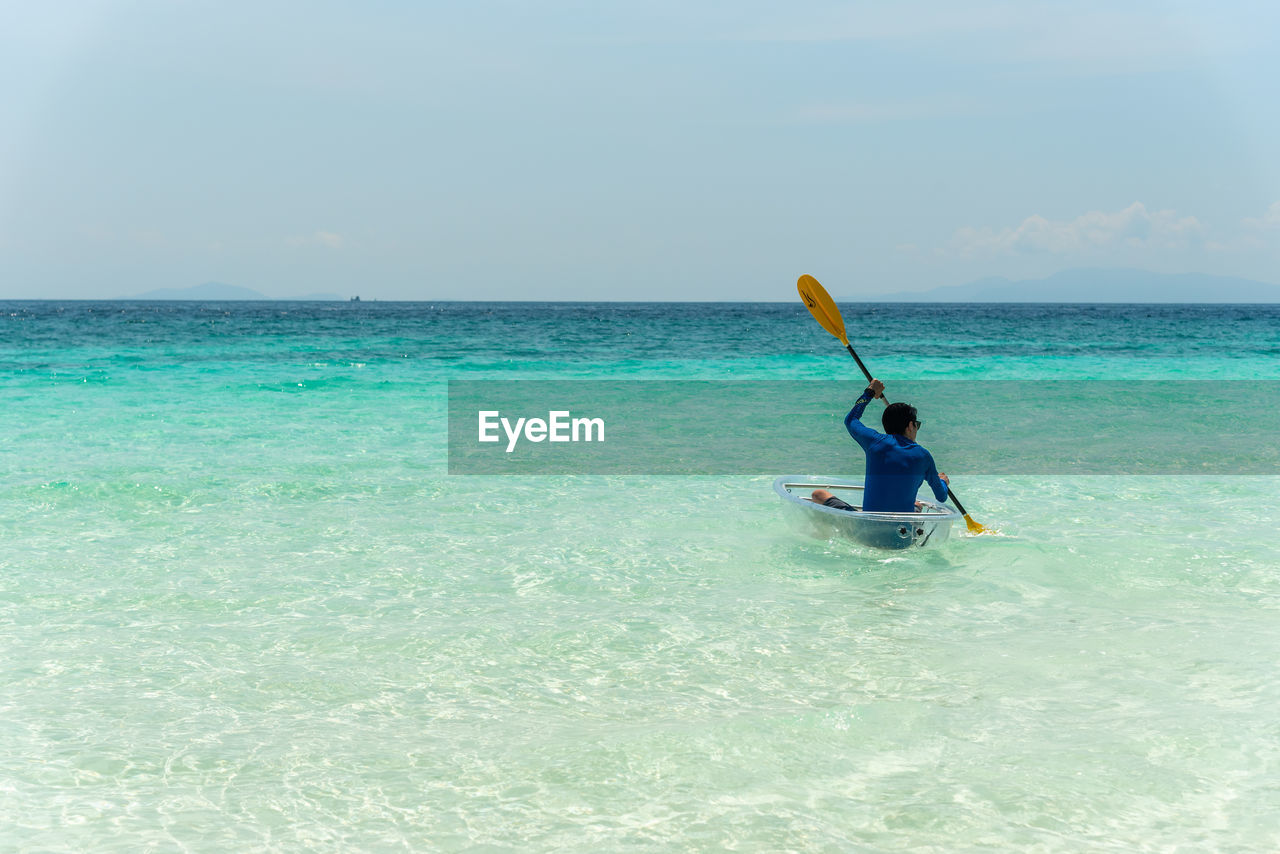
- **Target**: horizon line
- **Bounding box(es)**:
[4,297,1280,306]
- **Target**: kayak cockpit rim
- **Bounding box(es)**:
[773,476,961,521]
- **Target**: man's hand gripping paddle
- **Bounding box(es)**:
[797,273,991,535]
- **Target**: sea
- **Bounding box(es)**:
[2,300,1279,852]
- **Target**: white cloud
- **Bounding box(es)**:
[130,229,165,248]
[729,2,1274,73]
[1243,201,1280,231]
[1230,201,1280,250]
[948,202,1203,256]
[288,230,346,249]
[794,96,982,124]
[1150,202,1278,252]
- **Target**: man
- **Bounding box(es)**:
[812,379,950,513]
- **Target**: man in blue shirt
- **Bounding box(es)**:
[812,379,950,513]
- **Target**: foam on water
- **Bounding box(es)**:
[2,302,1279,851]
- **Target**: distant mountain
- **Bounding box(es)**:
[863,268,1280,303]
[126,282,344,300]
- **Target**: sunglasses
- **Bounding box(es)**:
[911,420,922,428]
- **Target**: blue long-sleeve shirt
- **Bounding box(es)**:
[844,388,948,512]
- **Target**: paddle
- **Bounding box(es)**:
[797,273,990,535]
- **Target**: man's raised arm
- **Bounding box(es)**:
[844,379,885,450]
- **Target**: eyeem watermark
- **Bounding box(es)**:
[478,410,605,452]
[449,379,1280,474]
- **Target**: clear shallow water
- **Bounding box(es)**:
[2,301,1279,851]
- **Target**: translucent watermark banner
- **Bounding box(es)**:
[447,380,1280,475]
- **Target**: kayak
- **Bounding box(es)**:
[773,475,962,550]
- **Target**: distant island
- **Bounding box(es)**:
[859,268,1280,303]
[125,282,345,301]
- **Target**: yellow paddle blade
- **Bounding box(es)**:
[797,274,848,346]
[963,514,990,535]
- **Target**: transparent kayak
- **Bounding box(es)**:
[773,475,962,550]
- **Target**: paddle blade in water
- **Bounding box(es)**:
[963,514,991,535]
[797,274,848,345]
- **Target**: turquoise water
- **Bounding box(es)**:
[3,301,1279,851]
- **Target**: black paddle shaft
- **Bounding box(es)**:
[845,344,874,385]
[843,342,973,518]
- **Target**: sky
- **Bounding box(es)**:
[2,1,1278,300]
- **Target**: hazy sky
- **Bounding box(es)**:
[2,1,1278,299]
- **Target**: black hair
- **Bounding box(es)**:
[882,402,918,435]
